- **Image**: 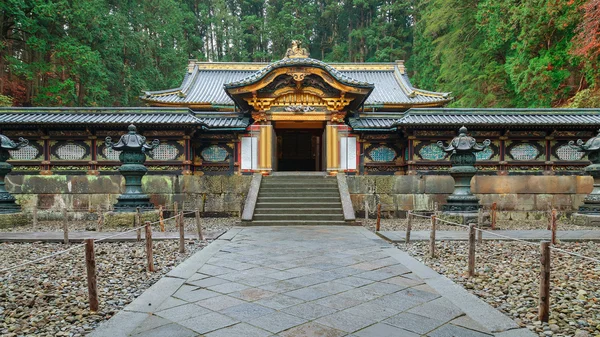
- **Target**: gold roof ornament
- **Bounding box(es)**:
[284,40,309,59]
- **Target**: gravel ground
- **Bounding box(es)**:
[400,241,600,337]
[361,216,599,232]
[0,239,209,337]
[0,216,238,234]
[0,217,238,336]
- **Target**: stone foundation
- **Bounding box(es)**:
[348,175,592,217]
[6,175,252,217]
[571,213,600,227]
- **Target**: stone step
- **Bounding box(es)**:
[243,220,352,226]
[254,208,343,215]
[258,191,340,197]
[253,214,344,221]
[257,196,341,202]
[255,202,342,209]
[261,183,338,188]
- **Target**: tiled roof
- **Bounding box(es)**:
[398,109,600,126]
[224,58,373,88]
[0,108,249,130]
[142,61,451,108]
[350,109,600,131]
[0,108,200,125]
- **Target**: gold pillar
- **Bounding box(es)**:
[326,125,340,174]
[259,125,272,173]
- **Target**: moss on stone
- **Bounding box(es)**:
[104,210,159,227]
[0,213,28,228]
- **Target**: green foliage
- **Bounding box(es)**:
[0,94,12,107]
[0,0,596,107]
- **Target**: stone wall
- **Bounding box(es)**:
[347,175,592,218]
[6,175,252,217]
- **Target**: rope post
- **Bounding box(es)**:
[85,239,99,312]
[62,209,69,245]
[145,221,154,272]
[551,209,557,245]
[135,207,142,241]
[195,209,204,241]
[135,207,141,228]
[376,203,382,232]
[174,202,179,229]
[539,241,551,322]
[477,208,483,244]
[32,204,38,228]
[491,202,497,230]
[178,211,185,253]
[468,224,476,278]
[429,215,436,258]
[97,209,103,232]
[405,210,412,244]
[159,205,165,232]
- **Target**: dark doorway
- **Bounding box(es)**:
[277,130,321,171]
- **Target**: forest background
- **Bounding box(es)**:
[1,0,599,108]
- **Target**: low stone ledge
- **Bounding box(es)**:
[104,210,160,227]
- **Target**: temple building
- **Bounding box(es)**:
[1,42,600,215]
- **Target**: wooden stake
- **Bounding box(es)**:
[85,239,99,312]
[97,209,103,232]
[62,209,69,245]
[364,200,369,221]
[405,210,412,244]
[468,224,476,278]
[159,205,165,232]
[135,207,141,228]
[551,209,557,245]
[477,208,483,244]
[195,209,204,241]
[539,241,551,322]
[430,215,436,258]
[32,204,38,228]
[145,221,154,272]
[376,203,382,232]
[174,202,179,229]
[491,202,497,230]
[178,211,185,253]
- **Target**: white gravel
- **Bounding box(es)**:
[400,240,600,337]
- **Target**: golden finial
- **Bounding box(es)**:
[284,40,309,59]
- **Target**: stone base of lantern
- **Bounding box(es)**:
[572,213,600,227]
[438,212,479,226]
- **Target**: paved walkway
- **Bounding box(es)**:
[378,229,600,243]
[90,226,534,337]
[0,230,225,242]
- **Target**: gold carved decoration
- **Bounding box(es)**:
[331,111,347,123]
[323,95,354,111]
[289,72,306,81]
[245,95,275,111]
[284,40,309,59]
[251,111,268,122]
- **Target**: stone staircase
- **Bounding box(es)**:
[248,174,348,226]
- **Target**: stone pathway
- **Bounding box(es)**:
[0,230,225,242]
[90,226,534,337]
[378,230,600,243]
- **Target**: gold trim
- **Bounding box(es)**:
[188,61,396,72]
[270,114,329,121]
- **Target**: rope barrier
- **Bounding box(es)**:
[417,213,600,264]
[0,211,200,273]
[0,243,86,273]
